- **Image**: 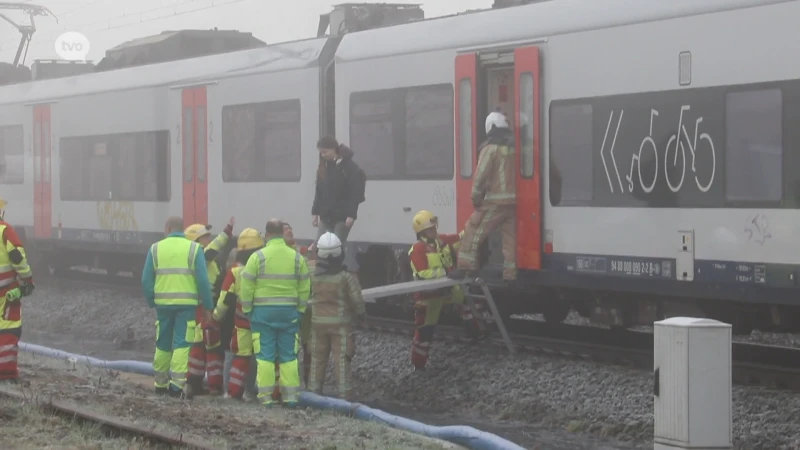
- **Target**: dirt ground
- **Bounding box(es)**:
[8,353,464,450]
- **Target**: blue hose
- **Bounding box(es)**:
[19,342,526,450]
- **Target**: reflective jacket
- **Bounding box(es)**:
[0,222,33,330]
[310,270,364,325]
[204,231,231,297]
[472,142,516,206]
[408,232,463,301]
[239,238,310,315]
[142,232,214,310]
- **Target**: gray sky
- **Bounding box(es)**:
[0,0,492,63]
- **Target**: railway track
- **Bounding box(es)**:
[42,269,800,390]
[359,316,800,391]
[0,385,213,449]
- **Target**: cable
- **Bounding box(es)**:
[16,0,253,55]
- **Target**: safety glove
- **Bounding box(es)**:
[5,287,21,302]
[20,282,34,297]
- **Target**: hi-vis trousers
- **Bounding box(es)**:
[250,305,301,406]
[411,285,484,369]
[186,308,224,395]
[153,308,196,393]
[457,204,517,280]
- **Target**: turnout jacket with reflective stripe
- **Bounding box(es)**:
[0,222,32,293]
[408,232,462,301]
[141,232,214,310]
[310,270,364,325]
[239,237,310,315]
[472,142,516,206]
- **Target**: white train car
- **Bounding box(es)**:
[0,36,336,275]
[334,0,800,330]
[3,0,800,332]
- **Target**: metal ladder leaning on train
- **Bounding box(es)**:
[136,111,515,405]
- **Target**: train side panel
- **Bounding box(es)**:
[203,66,322,238]
[540,0,800,302]
[335,49,458,246]
[0,103,33,231]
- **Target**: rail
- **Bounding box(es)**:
[0,385,214,450]
[359,316,800,391]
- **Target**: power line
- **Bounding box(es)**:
[16,0,253,54]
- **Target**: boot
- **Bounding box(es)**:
[155,387,168,396]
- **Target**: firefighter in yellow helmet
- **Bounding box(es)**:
[184,217,235,396]
[212,228,263,400]
[0,197,34,382]
[408,210,485,370]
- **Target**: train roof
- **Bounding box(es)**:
[335,0,793,62]
[0,37,330,106]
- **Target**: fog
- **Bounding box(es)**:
[0,0,492,63]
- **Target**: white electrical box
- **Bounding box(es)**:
[653,317,732,450]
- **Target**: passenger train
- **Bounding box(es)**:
[2,0,799,332]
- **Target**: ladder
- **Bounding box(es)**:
[361,277,516,355]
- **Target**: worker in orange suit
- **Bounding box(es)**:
[408,210,485,371]
[0,197,34,383]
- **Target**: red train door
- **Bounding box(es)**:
[514,46,542,270]
[181,87,208,225]
[454,53,478,230]
[33,105,52,238]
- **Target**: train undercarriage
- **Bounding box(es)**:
[27,230,800,336]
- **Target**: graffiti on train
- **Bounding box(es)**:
[97,201,139,231]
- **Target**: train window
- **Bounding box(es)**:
[116,134,139,200]
[59,130,170,202]
[89,141,112,200]
[519,73,535,178]
[183,108,193,183]
[260,100,301,182]
[725,89,783,203]
[458,79,473,178]
[0,125,23,184]
[549,103,593,205]
[350,95,395,178]
[221,100,301,182]
[405,84,454,179]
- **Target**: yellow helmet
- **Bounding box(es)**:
[237,228,264,251]
[185,223,211,242]
[412,210,438,234]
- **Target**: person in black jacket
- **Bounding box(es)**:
[311,137,363,271]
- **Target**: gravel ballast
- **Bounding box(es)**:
[22,278,800,449]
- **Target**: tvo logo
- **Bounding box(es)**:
[55,32,90,61]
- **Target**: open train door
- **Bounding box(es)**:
[454,53,478,230]
[514,46,542,270]
[32,104,52,239]
[181,87,208,225]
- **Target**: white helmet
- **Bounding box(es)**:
[485,111,509,134]
[316,232,342,259]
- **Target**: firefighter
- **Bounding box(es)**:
[409,210,485,370]
[142,216,213,397]
[184,217,235,396]
[0,197,34,383]
[212,228,263,400]
[308,232,364,400]
[239,219,310,407]
[449,111,517,281]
